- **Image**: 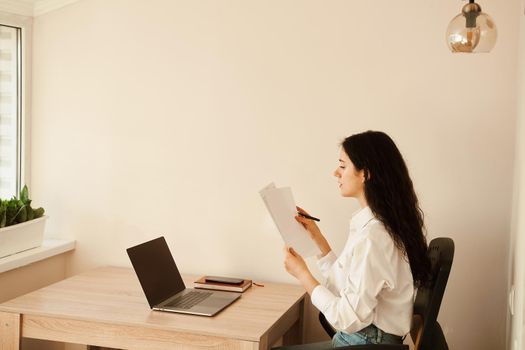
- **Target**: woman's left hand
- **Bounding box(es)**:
[283,246,320,295]
[283,246,309,280]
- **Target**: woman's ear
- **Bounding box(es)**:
[363,169,371,183]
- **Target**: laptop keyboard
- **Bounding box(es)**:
[166,291,213,309]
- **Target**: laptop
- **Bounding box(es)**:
[127,236,240,316]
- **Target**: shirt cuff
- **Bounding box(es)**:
[311,284,336,313]
[317,250,337,275]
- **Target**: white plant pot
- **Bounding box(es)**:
[0,216,47,259]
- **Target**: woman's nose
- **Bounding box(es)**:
[333,168,339,177]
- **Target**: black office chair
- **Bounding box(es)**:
[275,237,454,350]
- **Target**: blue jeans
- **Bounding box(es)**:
[332,324,403,346]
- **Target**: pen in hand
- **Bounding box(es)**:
[297,212,320,222]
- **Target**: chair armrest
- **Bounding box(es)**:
[331,345,408,350]
[272,343,408,350]
[319,312,336,338]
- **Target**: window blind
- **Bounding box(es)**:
[0,24,21,199]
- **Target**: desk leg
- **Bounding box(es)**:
[282,299,304,346]
[0,312,20,350]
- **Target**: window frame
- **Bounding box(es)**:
[0,11,32,198]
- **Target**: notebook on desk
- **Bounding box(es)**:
[126,236,240,316]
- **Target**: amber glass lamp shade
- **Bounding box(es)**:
[446,1,497,53]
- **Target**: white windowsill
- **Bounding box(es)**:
[0,238,75,274]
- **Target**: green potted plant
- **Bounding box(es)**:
[0,185,47,259]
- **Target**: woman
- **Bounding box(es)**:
[284,130,430,346]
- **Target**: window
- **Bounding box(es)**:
[0,24,22,199]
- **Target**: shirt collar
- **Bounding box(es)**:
[350,206,375,230]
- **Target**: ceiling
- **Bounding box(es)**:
[0,0,80,17]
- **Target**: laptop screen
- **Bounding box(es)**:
[127,236,186,308]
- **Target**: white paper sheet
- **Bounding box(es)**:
[259,182,320,257]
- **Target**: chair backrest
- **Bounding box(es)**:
[410,237,454,350]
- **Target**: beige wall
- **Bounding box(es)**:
[0,255,67,303]
[29,0,520,349]
[510,0,525,349]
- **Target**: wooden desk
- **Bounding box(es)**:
[0,266,306,350]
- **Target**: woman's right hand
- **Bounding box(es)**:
[295,206,332,257]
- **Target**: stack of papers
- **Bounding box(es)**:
[259,183,319,257]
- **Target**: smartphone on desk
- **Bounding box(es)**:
[204,276,244,285]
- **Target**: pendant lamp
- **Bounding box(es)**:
[446,0,497,53]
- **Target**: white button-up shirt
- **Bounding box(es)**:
[311,206,414,336]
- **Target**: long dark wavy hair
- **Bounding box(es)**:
[342,131,430,287]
